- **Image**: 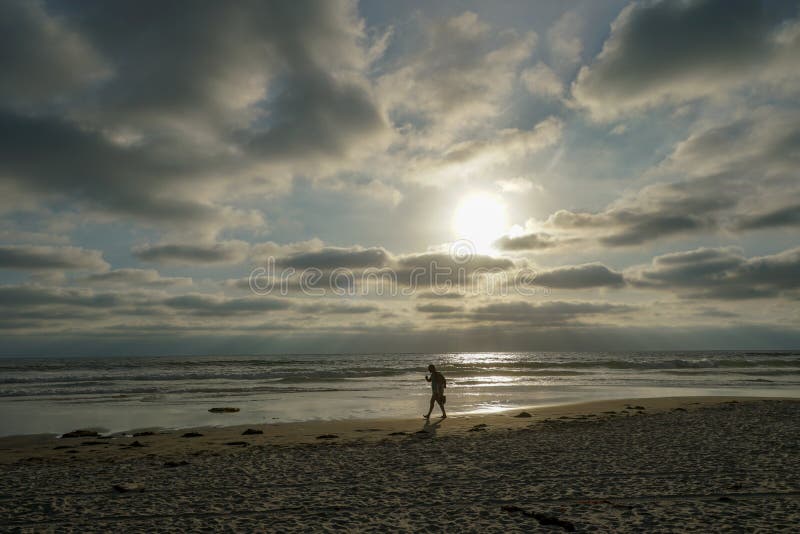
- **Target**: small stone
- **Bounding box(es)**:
[673,407,687,412]
[113,482,144,493]
[718,496,736,503]
[514,411,532,418]
[53,445,71,450]
[133,431,155,437]
[208,407,239,413]
[128,441,146,447]
[634,406,645,410]
[316,434,338,439]
[182,432,203,438]
[388,431,407,436]
[241,428,263,435]
[81,441,107,446]
[163,460,188,468]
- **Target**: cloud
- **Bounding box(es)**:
[133,241,250,265]
[0,0,388,235]
[532,263,625,289]
[572,0,800,119]
[416,303,462,314]
[81,269,192,287]
[735,204,800,231]
[494,232,564,251]
[0,245,109,271]
[521,62,563,98]
[162,294,291,315]
[407,117,563,184]
[627,246,800,300]
[298,302,379,314]
[378,11,536,134]
[547,10,584,68]
[0,0,108,109]
[468,300,633,325]
[276,246,390,270]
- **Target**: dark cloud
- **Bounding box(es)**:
[572,0,799,118]
[0,0,107,109]
[163,294,291,315]
[494,232,562,251]
[416,303,462,314]
[133,242,249,265]
[627,246,800,300]
[81,269,192,287]
[0,0,387,233]
[532,263,625,289]
[468,300,633,325]
[735,204,800,231]
[0,245,108,271]
[528,174,740,248]
[0,286,120,308]
[276,247,390,270]
[298,302,379,314]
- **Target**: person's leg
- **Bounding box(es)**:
[437,396,447,418]
[424,396,435,418]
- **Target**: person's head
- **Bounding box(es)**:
[428,364,436,372]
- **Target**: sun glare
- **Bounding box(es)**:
[452,193,508,253]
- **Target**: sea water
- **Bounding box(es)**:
[1,351,798,436]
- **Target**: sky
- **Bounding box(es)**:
[1,0,799,356]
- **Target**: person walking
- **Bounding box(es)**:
[423,364,447,419]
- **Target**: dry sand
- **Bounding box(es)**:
[1,396,798,532]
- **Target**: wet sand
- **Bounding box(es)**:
[1,396,798,531]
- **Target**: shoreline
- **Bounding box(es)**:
[1,395,791,465]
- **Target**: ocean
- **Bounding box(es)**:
[1,351,798,436]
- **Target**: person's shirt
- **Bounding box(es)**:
[431,371,445,393]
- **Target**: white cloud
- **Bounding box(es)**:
[521,62,563,98]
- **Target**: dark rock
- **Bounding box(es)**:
[163,460,189,468]
[241,428,263,435]
[602,411,617,414]
[81,441,108,446]
[113,482,144,493]
[53,445,71,450]
[129,441,146,448]
[673,407,687,412]
[208,407,239,413]
[634,406,645,410]
[61,429,99,439]
[468,424,487,432]
[501,505,575,531]
[514,411,533,418]
[558,416,571,420]
[182,432,203,438]
[133,431,155,437]
[316,434,338,439]
[388,431,407,436]
[225,441,249,446]
[718,496,736,503]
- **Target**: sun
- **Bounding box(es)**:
[452,193,508,253]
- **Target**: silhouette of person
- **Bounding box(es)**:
[423,364,447,419]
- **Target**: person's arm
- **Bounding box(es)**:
[425,374,432,382]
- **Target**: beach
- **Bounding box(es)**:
[2,396,798,532]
